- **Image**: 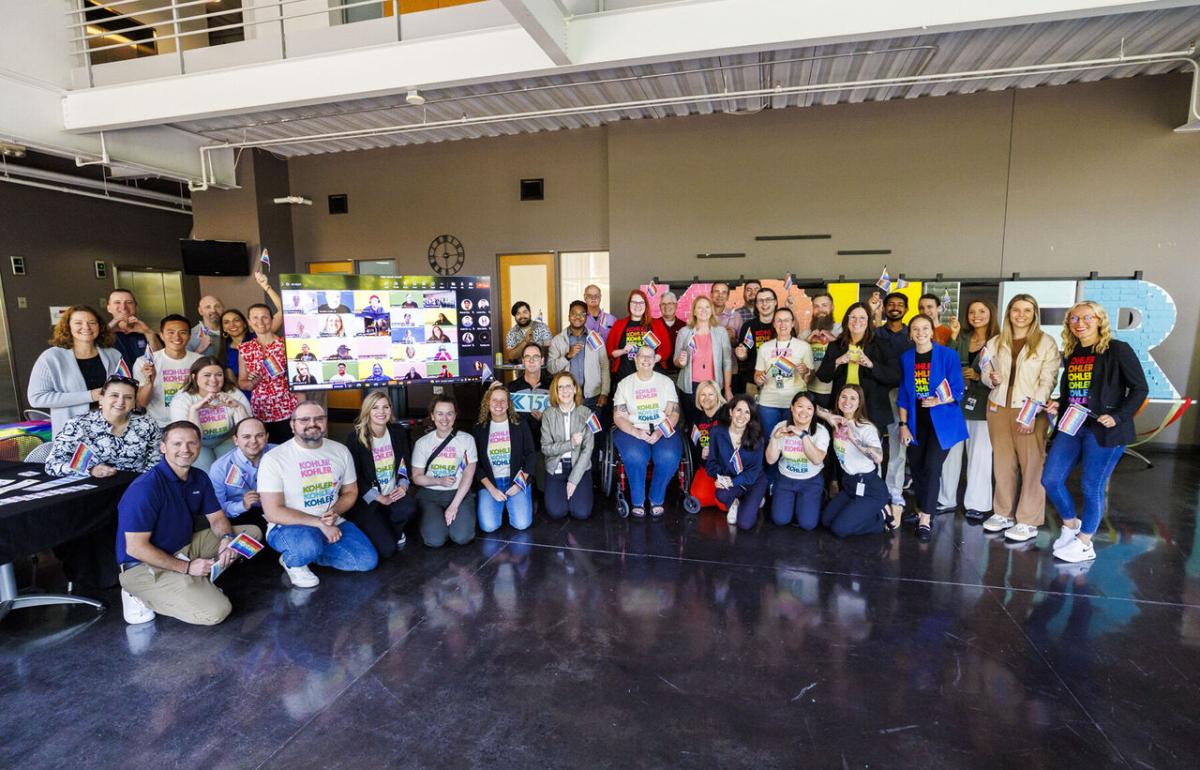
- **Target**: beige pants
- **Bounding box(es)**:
[118,525,263,626]
[986,406,1048,525]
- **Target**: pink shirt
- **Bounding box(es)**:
[691,331,715,383]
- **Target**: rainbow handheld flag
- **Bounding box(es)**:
[262,355,283,378]
[457,455,467,474]
[783,273,794,293]
[396,458,408,479]
[586,413,603,434]
[1058,403,1089,436]
[978,344,993,372]
[259,248,271,271]
[224,463,245,488]
[112,358,132,379]
[941,289,952,310]
[934,379,953,403]
[690,425,702,445]
[479,364,494,382]
[687,336,697,354]
[742,327,755,349]
[876,267,893,292]
[646,283,658,297]
[228,532,265,559]
[642,330,661,350]
[774,356,796,377]
[68,443,95,475]
[1016,398,1043,428]
[658,420,675,438]
[731,448,744,474]
[586,329,605,351]
[513,469,530,491]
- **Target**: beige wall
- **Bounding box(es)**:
[209,72,1199,445]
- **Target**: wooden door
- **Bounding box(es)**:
[498,252,557,356]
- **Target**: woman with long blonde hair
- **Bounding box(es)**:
[1042,301,1148,563]
[981,293,1060,542]
[674,295,734,404]
[341,389,416,559]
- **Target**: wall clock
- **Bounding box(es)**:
[428,234,465,275]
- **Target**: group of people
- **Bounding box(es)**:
[25,276,1148,628]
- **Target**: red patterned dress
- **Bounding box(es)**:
[240,335,297,422]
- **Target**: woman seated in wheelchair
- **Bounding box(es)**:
[612,345,683,520]
[706,394,768,530]
[683,380,725,510]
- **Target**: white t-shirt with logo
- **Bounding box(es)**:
[831,421,881,476]
[754,338,815,408]
[371,432,397,494]
[771,421,829,480]
[486,420,512,481]
[613,371,678,426]
[169,389,252,446]
[412,431,477,491]
[136,350,201,427]
[257,439,357,531]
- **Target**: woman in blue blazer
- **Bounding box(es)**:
[898,315,968,542]
[706,395,768,530]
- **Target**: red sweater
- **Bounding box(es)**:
[604,316,674,374]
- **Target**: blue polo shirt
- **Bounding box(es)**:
[116,459,220,565]
[113,331,150,369]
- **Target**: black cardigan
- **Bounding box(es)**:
[815,337,901,433]
[1054,339,1149,447]
[471,418,537,487]
[343,424,413,501]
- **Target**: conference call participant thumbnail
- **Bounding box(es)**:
[422,291,456,309]
[393,325,425,346]
[321,340,355,361]
[426,325,456,345]
[428,362,459,379]
[291,362,320,385]
[326,362,357,384]
[353,338,392,360]
[285,291,318,315]
[393,311,421,329]
[361,362,392,384]
[317,291,353,314]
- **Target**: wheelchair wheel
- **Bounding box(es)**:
[679,443,695,490]
[616,496,630,518]
[683,495,701,514]
[601,428,614,497]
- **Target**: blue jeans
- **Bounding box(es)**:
[717,474,770,530]
[771,473,824,529]
[757,404,788,436]
[267,520,378,572]
[1041,428,1125,535]
[613,429,683,508]
[545,470,594,520]
[477,476,534,532]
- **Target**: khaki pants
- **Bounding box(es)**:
[118,525,262,626]
[986,406,1048,525]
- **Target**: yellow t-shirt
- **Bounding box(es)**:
[846,344,862,385]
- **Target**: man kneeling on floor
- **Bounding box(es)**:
[117,421,263,626]
[258,401,378,588]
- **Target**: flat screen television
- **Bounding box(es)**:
[279,273,494,390]
[180,239,250,275]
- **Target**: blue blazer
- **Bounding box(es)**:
[705,425,764,487]
[898,344,969,450]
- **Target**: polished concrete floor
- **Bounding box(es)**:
[2,450,1199,769]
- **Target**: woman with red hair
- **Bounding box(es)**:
[605,289,673,383]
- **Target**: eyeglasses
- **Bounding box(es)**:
[1068,314,1097,324]
[293,416,326,424]
[629,299,646,307]
[523,355,543,362]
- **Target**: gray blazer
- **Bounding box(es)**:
[540,405,595,485]
[28,346,123,435]
[673,325,733,395]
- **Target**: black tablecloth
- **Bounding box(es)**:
[0,461,137,564]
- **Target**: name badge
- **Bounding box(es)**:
[965,396,977,411]
[855,481,866,497]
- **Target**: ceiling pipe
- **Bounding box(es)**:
[1,163,192,207]
[190,45,1197,184]
[0,175,192,216]
[74,131,110,168]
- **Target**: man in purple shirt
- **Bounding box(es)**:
[583,284,616,339]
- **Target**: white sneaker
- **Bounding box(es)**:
[280,555,319,588]
[1004,523,1039,542]
[396,532,407,552]
[121,589,156,624]
[1053,523,1081,552]
[982,514,1015,532]
[727,499,739,526]
[1053,537,1096,563]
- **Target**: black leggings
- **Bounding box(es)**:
[906,426,949,515]
[346,496,417,559]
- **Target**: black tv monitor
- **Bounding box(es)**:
[180,239,250,275]
[279,273,494,390]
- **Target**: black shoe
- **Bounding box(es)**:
[901,509,918,526]
[963,509,988,522]
[916,522,932,542]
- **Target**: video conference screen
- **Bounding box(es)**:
[279,273,494,391]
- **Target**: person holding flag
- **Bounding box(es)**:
[612,345,683,519]
[45,374,162,477]
[134,314,201,429]
[682,380,726,510]
[28,305,125,435]
[765,393,830,530]
[238,301,299,444]
[473,383,537,534]
[606,289,673,384]
[547,300,611,417]
[817,385,890,537]
[897,315,968,542]
[705,395,767,528]
[674,295,734,410]
[541,372,597,521]
[344,391,417,559]
[210,416,276,534]
[753,307,815,437]
[733,287,778,394]
[1041,301,1148,563]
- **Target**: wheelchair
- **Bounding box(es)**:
[599,425,698,517]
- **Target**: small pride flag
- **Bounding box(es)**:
[1016,398,1043,428]
[586,413,603,434]
[1058,403,1089,436]
[876,266,893,292]
[480,364,494,382]
[586,329,605,351]
[112,357,132,379]
[774,356,796,377]
[934,378,953,403]
[396,458,408,479]
[658,420,675,438]
[731,448,744,474]
[224,463,245,488]
[262,355,283,378]
[978,344,993,372]
[457,455,467,474]
[642,330,661,350]
[646,283,658,297]
[227,532,265,559]
[742,326,755,349]
[687,335,697,354]
[513,469,530,491]
[68,443,95,475]
[941,289,952,310]
[690,425,702,445]
[783,273,794,293]
[259,248,271,271]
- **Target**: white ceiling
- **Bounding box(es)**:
[174,6,1200,157]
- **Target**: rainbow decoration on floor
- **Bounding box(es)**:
[586,330,605,351]
[513,469,530,491]
[658,420,675,438]
[262,355,284,378]
[228,532,265,559]
[68,443,95,475]
[586,413,603,434]
[1016,398,1043,428]
[731,448,744,474]
[224,464,245,488]
[934,379,953,403]
[1057,403,1089,436]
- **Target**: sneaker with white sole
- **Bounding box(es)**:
[396,532,407,552]
[1004,523,1039,542]
[1053,524,1081,552]
[982,514,1015,532]
[121,589,156,624]
[727,499,740,526]
[280,555,319,588]
[1053,537,1096,563]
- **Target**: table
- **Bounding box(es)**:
[0,460,137,623]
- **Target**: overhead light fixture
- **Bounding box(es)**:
[405,89,426,106]
[0,141,26,158]
[273,195,312,206]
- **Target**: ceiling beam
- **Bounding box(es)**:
[497,0,572,65]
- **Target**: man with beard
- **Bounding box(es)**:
[801,291,842,411]
[875,292,915,520]
[503,300,552,363]
[258,402,377,589]
[188,295,224,354]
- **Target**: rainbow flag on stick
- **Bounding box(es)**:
[224,464,245,488]
[68,443,95,475]
[227,532,264,559]
[690,425,703,445]
[876,267,893,293]
[1016,398,1043,428]
[642,330,661,350]
[934,379,953,403]
[978,345,993,373]
[658,420,675,439]
[586,330,605,351]
[783,273,793,293]
[262,355,283,378]
[731,448,744,474]
[687,336,697,354]
[513,469,530,491]
[1058,403,1090,436]
[259,248,271,271]
[774,357,796,377]
[646,283,658,297]
[112,358,132,379]
[586,413,603,434]
[479,364,494,382]
[742,327,755,349]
